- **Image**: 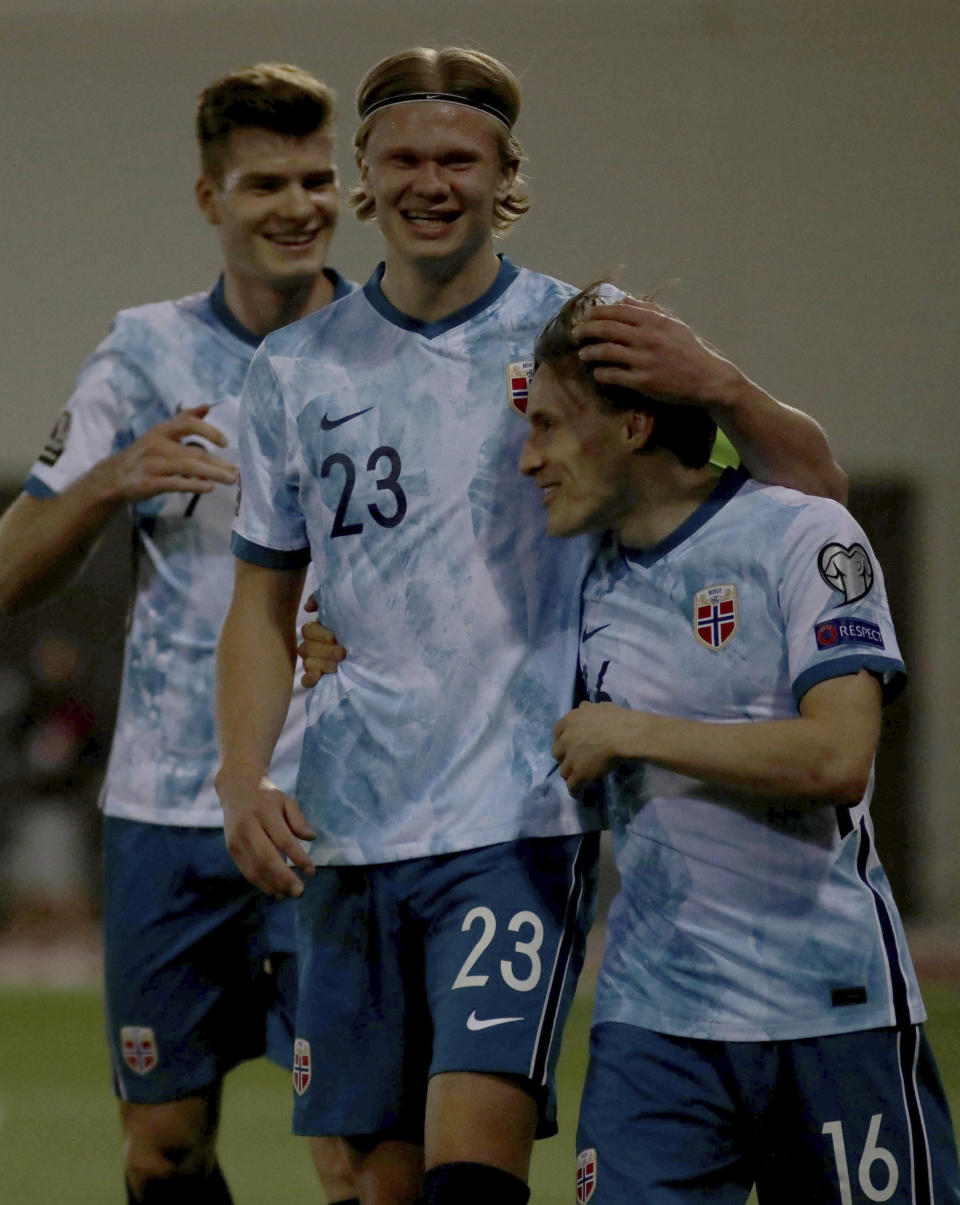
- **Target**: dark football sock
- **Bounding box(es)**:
[420,1161,530,1205]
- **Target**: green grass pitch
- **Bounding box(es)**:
[0,983,956,1203]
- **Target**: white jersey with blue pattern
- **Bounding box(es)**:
[581,470,921,1041]
[233,259,601,865]
[25,273,355,827]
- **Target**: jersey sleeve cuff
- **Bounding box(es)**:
[792,655,907,708]
[24,474,56,499]
[230,531,311,570]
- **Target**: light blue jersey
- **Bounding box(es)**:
[26,273,354,826]
[580,469,921,1042]
[233,258,601,864]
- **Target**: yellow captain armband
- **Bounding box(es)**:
[709,429,739,472]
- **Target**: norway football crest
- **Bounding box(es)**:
[694,583,738,650]
[576,1147,597,1204]
[120,1026,158,1076]
[293,1038,312,1096]
[506,360,534,415]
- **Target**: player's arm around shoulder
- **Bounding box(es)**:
[552,669,881,805]
[573,297,848,503]
[215,557,316,899]
[0,405,237,614]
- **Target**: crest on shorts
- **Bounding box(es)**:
[120,1026,158,1076]
[506,360,534,415]
[293,1038,312,1096]
[38,410,72,467]
[694,583,738,650]
[818,542,874,604]
[576,1148,597,1204]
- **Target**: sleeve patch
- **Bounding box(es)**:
[818,541,874,603]
[815,618,884,650]
[37,410,72,466]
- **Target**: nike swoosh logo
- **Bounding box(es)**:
[582,624,610,641]
[466,1011,524,1031]
[320,406,373,430]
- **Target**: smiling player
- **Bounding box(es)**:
[520,285,960,1205]
[0,63,355,1205]
[216,46,850,1205]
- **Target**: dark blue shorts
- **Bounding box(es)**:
[103,816,298,1104]
[292,833,599,1140]
[576,1021,960,1204]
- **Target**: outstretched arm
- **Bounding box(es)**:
[0,405,237,613]
[553,670,880,803]
[574,298,848,503]
[215,558,315,899]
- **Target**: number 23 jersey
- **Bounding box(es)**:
[233,258,600,865]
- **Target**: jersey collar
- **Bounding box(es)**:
[209,269,352,347]
[618,467,750,567]
[362,256,521,339]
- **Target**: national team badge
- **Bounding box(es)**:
[818,542,874,604]
[576,1147,597,1204]
[120,1026,158,1076]
[694,583,738,650]
[293,1038,312,1096]
[38,410,71,467]
[506,359,534,415]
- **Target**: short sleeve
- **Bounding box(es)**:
[231,345,310,569]
[777,498,906,706]
[25,336,158,498]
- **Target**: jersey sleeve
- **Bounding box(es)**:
[25,330,160,498]
[778,498,906,706]
[231,344,310,569]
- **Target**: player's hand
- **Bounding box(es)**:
[217,770,316,899]
[573,298,741,408]
[298,594,346,687]
[553,701,636,791]
[95,404,238,502]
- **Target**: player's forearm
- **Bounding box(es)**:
[616,711,867,804]
[214,562,304,789]
[0,476,126,613]
[706,371,848,504]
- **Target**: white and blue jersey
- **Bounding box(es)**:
[25,271,355,827]
[233,258,601,864]
[581,469,921,1042]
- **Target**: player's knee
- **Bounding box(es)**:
[123,1110,217,1193]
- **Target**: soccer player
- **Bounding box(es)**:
[521,285,960,1204]
[0,64,356,1205]
[215,46,848,1205]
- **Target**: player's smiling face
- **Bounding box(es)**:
[196,126,339,291]
[520,364,636,538]
[359,102,515,275]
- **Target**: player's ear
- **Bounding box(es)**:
[495,157,519,202]
[623,409,655,452]
[195,175,221,226]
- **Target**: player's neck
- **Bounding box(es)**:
[221,268,335,337]
[616,459,717,551]
[380,244,501,323]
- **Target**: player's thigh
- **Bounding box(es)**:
[422,833,599,1139]
[292,863,429,1140]
[103,816,292,1102]
[576,1022,756,1205]
[755,1024,960,1205]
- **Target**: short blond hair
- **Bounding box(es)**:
[350,46,529,231]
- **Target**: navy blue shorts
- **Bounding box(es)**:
[292,833,599,1140]
[103,816,298,1104]
[576,1021,960,1204]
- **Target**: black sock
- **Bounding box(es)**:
[126,1163,233,1204]
[328,1199,361,1205]
[421,1161,530,1205]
